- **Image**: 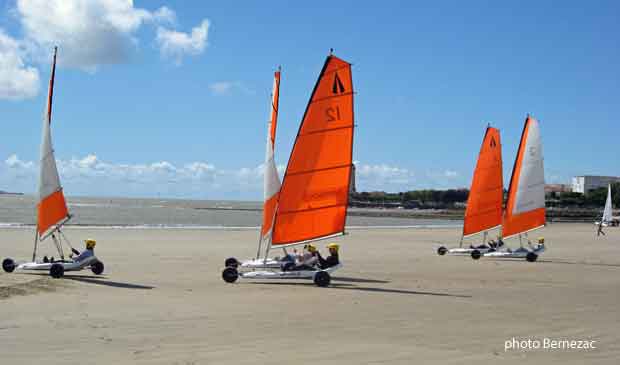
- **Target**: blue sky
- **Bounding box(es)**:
[0,0,618,199]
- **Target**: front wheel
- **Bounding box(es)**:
[91,260,104,275]
[437,246,447,256]
[224,257,238,268]
[471,250,482,260]
[50,263,64,278]
[2,258,15,273]
[222,267,239,283]
[314,271,331,287]
[526,252,538,262]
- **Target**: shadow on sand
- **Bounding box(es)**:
[537,259,620,268]
[17,272,154,290]
[248,281,471,298]
[331,276,390,284]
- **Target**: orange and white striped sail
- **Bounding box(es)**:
[37,47,69,238]
[260,69,281,242]
[463,126,503,237]
[502,116,545,239]
[271,54,354,247]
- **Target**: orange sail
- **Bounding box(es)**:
[502,116,546,239]
[37,47,70,238]
[462,126,503,237]
[260,69,281,239]
[271,54,354,246]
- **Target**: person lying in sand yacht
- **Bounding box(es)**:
[70,239,97,263]
[287,244,319,271]
[317,243,340,269]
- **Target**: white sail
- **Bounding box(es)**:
[36,47,69,239]
[513,119,545,215]
[259,70,282,247]
[602,184,613,223]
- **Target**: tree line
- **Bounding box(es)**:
[350,183,620,209]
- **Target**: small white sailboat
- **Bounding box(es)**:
[437,125,504,256]
[596,184,615,235]
[472,115,546,262]
[2,47,104,278]
[223,52,355,286]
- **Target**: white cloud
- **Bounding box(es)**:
[156,19,210,64]
[208,81,255,96]
[0,153,262,198]
[1,154,474,198]
[209,81,233,95]
[15,0,179,70]
[0,29,39,100]
[354,163,415,192]
[5,154,35,169]
[0,1,211,99]
[444,170,458,178]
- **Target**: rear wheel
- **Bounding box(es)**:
[471,250,482,260]
[222,267,238,283]
[224,257,238,268]
[313,271,331,287]
[91,260,104,275]
[2,258,15,273]
[437,246,447,256]
[526,252,538,262]
[50,263,64,278]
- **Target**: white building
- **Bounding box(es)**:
[572,175,620,194]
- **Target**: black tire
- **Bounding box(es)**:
[222,267,238,283]
[91,260,104,275]
[224,257,238,268]
[437,246,447,256]
[50,263,64,278]
[2,258,15,273]
[471,250,482,260]
[526,252,538,262]
[314,271,331,287]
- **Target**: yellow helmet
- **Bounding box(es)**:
[538,237,545,244]
[85,239,96,249]
[327,243,339,252]
[306,244,317,253]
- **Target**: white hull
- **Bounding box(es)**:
[223,263,342,287]
[3,255,104,277]
[241,264,341,279]
[239,258,285,269]
[481,244,545,260]
[447,247,492,255]
[17,256,98,272]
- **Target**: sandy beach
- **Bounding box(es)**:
[1,223,619,364]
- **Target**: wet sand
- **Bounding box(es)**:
[1,223,619,364]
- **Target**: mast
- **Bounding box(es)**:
[269,52,354,249]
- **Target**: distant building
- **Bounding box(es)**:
[544,184,571,194]
[572,175,620,194]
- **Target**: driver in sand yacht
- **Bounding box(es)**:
[70,239,97,263]
[290,244,319,270]
[317,243,340,269]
